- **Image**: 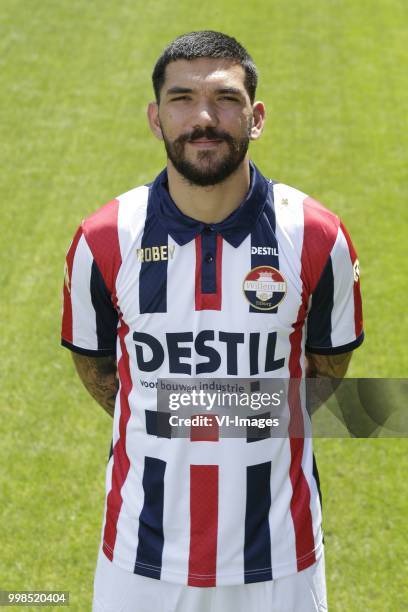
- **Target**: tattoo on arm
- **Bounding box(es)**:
[71,353,118,418]
[305,351,353,413]
[306,351,352,379]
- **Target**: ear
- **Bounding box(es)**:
[250,101,266,141]
[147,101,163,140]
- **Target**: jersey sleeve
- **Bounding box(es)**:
[305,221,364,355]
[61,226,118,356]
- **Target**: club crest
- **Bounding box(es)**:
[243,266,287,311]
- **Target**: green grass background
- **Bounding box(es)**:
[1,0,407,609]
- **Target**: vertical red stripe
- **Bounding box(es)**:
[82,199,121,297]
[195,234,223,310]
[102,319,132,560]
[340,222,363,337]
[190,414,219,442]
[81,197,128,561]
[302,197,339,294]
[285,199,337,571]
[194,235,202,310]
[61,226,83,343]
[288,302,316,570]
[188,465,218,587]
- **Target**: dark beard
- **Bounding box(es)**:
[162,125,251,187]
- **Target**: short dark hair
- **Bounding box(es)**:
[152,31,258,103]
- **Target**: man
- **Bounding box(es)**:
[61,31,363,611]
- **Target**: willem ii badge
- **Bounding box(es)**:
[243,266,287,311]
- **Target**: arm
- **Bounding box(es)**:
[302,213,364,430]
[306,351,381,437]
[306,350,352,379]
[72,353,118,418]
[305,351,352,414]
[61,227,120,418]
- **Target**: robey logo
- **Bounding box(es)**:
[136,244,176,263]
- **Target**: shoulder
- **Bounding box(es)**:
[272,182,342,294]
[272,182,340,239]
[80,182,150,292]
[82,184,150,243]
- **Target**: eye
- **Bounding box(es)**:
[219,96,240,102]
[170,96,191,101]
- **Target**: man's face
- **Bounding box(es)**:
[149,58,263,187]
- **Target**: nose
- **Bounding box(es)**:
[192,100,218,129]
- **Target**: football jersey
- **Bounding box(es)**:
[61,162,363,587]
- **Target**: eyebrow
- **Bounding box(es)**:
[165,86,244,97]
[215,87,243,96]
[165,87,194,96]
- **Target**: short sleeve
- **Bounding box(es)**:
[61,226,118,356]
[305,221,364,355]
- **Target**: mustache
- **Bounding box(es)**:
[175,127,234,145]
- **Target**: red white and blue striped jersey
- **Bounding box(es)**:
[61,163,363,587]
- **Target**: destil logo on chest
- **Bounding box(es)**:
[132,330,286,376]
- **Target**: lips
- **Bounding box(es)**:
[188,139,223,148]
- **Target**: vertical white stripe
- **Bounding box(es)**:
[112,330,151,569]
[273,183,305,266]
[269,437,298,577]
[115,185,149,319]
[112,457,145,570]
[166,237,195,319]
[112,338,123,447]
[274,183,305,379]
[71,234,97,350]
[216,439,247,584]
[220,236,252,322]
[160,439,191,584]
[99,454,114,556]
[117,186,150,258]
[300,438,323,556]
[330,227,356,346]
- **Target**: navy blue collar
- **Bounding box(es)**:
[149,161,270,248]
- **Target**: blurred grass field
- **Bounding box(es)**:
[0,0,407,610]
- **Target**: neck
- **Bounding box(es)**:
[166,158,251,224]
